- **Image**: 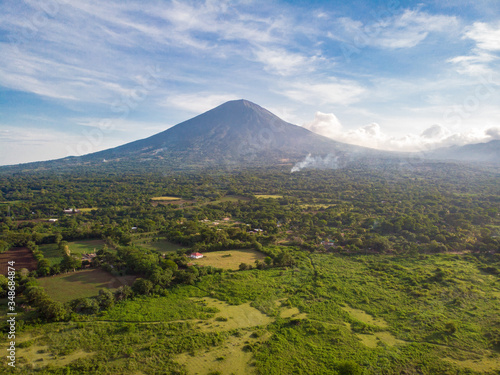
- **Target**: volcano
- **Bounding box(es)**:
[80,99,376,168]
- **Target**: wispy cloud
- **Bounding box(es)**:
[331,9,459,50]
[252,47,316,76]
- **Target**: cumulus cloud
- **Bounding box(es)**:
[303,111,499,152]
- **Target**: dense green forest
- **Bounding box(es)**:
[0,162,499,374]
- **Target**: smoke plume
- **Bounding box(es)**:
[291,154,339,172]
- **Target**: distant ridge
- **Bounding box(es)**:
[428,140,500,163]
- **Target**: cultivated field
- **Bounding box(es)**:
[0,247,37,275]
[254,194,283,199]
[38,269,135,303]
[189,249,267,270]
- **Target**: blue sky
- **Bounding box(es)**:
[1,0,499,165]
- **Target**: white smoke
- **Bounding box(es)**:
[303,112,500,152]
[291,153,339,173]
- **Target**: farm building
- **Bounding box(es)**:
[190,252,204,259]
[321,239,335,247]
[81,253,97,262]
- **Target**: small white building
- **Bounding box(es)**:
[190,252,204,259]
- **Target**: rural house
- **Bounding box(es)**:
[189,252,204,259]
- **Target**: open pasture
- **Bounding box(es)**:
[150,196,181,201]
[39,239,107,266]
[190,249,267,270]
[38,269,135,303]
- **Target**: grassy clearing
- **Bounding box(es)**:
[38,269,135,303]
[17,343,93,369]
[444,356,500,372]
[76,207,98,212]
[0,200,21,205]
[190,249,267,270]
[300,203,333,209]
[150,196,181,201]
[341,305,388,328]
[254,194,283,199]
[279,306,308,320]
[100,291,214,322]
[68,240,107,256]
[39,243,63,265]
[210,195,250,204]
[39,240,107,265]
[175,331,261,375]
[195,297,273,331]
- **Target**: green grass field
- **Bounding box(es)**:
[39,243,64,265]
[254,194,283,199]
[40,240,108,265]
[67,239,107,256]
[190,249,267,270]
[76,207,98,212]
[210,195,250,204]
[38,269,135,303]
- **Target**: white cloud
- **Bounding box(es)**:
[464,22,500,51]
[449,21,500,76]
[303,111,499,152]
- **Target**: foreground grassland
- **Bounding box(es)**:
[4,253,500,374]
